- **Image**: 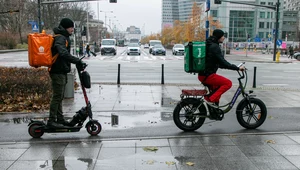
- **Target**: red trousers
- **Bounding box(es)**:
[198,73,232,103]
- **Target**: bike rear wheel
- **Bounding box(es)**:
[173,98,207,131]
[236,98,267,129]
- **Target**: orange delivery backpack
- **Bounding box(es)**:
[28,30,67,68]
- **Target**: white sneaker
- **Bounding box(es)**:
[204,98,218,107]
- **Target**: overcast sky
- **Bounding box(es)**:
[89,0,162,35]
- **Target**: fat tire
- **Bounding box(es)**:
[236,98,267,129]
[28,124,44,138]
[86,121,102,136]
[173,98,207,131]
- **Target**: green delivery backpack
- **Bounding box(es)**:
[184,41,206,73]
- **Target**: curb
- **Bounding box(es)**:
[0,49,27,53]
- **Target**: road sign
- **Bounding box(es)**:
[31,22,39,32]
[254,37,261,42]
[205,0,210,12]
[276,39,282,46]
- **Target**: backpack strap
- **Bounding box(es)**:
[48,34,68,71]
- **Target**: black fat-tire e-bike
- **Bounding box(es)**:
[28,56,102,138]
[173,63,267,132]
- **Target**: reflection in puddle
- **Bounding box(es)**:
[36,157,94,170]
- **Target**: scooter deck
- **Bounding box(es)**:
[43,125,83,133]
[29,120,83,133]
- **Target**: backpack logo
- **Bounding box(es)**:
[38,46,45,53]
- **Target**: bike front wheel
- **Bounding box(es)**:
[236,98,267,129]
[173,98,207,132]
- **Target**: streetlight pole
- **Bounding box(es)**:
[100,10,113,39]
[38,0,42,33]
[100,10,113,30]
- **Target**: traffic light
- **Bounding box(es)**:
[81,26,86,36]
[109,0,117,3]
[224,32,228,38]
[214,0,221,4]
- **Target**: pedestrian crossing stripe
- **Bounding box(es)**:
[83,55,184,61]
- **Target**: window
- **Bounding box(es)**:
[211,10,218,17]
[260,12,265,18]
[260,2,266,5]
[258,32,264,38]
[259,22,264,28]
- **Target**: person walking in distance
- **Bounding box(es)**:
[198,29,245,106]
[48,18,85,127]
[288,46,294,59]
[86,43,91,57]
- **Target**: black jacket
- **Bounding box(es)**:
[50,25,80,74]
[199,36,239,76]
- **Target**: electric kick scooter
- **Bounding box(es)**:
[28,56,102,138]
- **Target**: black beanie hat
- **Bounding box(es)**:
[213,29,225,40]
[60,18,74,29]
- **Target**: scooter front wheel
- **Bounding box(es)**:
[236,98,267,129]
[28,124,44,138]
[86,121,102,136]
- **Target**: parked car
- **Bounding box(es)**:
[100,39,117,55]
[127,43,141,55]
[152,44,166,56]
[172,44,185,55]
[294,51,300,60]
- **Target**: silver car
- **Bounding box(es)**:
[127,43,141,55]
[172,44,185,55]
[294,51,300,60]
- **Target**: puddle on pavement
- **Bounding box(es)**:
[0,111,174,130]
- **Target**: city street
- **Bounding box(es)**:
[1,48,300,89]
[0,49,300,143]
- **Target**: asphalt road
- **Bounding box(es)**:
[1,49,300,89]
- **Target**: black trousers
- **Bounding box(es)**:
[49,73,67,122]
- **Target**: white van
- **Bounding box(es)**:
[100,39,117,55]
[149,40,162,54]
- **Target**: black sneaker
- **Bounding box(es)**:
[57,119,71,126]
[47,121,64,128]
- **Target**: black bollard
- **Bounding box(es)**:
[253,66,256,88]
[117,64,120,84]
[161,64,164,84]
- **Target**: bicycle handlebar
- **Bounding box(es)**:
[237,62,247,89]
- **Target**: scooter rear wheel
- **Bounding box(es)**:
[28,124,44,138]
[86,121,102,136]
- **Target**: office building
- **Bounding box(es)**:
[210,0,284,43]
[162,0,205,29]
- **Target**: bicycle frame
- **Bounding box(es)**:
[204,68,251,114]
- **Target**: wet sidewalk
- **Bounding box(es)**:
[1,133,300,169]
[63,84,300,116]
[1,84,299,169]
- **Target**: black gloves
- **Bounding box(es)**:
[76,60,87,71]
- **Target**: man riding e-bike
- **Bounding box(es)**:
[198,29,245,106]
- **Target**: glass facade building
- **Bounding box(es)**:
[210,0,284,42]
[162,0,205,29]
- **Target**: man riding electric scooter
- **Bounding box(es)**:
[48,18,85,127]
